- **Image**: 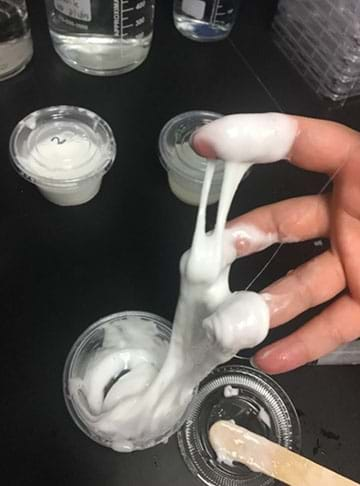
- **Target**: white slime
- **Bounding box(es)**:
[70,113,298,451]
[224,385,240,398]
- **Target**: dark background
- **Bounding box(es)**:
[1,1,359,484]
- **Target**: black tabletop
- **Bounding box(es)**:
[1,1,359,485]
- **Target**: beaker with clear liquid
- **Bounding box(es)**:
[45,0,155,76]
[173,0,238,41]
[0,0,33,81]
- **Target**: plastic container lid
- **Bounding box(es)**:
[178,365,301,486]
[159,110,224,185]
[10,106,116,188]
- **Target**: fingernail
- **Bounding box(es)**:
[227,225,276,257]
[234,237,253,256]
[249,356,261,370]
[255,342,302,374]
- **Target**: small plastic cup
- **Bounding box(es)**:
[9,106,116,206]
[178,365,301,486]
[159,111,224,206]
[63,311,194,452]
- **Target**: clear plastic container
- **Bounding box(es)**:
[64,311,194,452]
[0,0,33,81]
[273,18,360,100]
[159,111,224,206]
[274,0,360,101]
[9,106,116,206]
[44,0,155,76]
[275,15,360,82]
[178,365,301,486]
[278,1,360,64]
[173,0,238,42]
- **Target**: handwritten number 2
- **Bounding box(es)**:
[51,136,66,145]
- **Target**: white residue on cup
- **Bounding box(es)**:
[10,106,116,206]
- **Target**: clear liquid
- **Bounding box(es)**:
[173,0,237,41]
[49,30,152,76]
[0,0,33,80]
[46,0,154,76]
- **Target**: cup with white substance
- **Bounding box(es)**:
[9,106,116,206]
[63,311,194,452]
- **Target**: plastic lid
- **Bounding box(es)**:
[10,106,116,187]
[178,365,301,486]
[159,111,225,184]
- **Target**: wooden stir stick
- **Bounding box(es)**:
[209,420,359,486]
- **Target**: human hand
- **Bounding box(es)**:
[194,115,360,374]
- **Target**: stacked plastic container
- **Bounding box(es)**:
[273,0,360,101]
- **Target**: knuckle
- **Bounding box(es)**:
[295,334,313,364]
[292,265,315,308]
[328,322,348,347]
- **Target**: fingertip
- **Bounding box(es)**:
[249,356,261,370]
[250,352,279,375]
[252,354,282,375]
[192,131,218,159]
[253,345,300,375]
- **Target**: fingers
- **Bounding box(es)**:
[332,145,360,301]
[253,295,360,374]
[262,250,345,328]
[192,113,298,164]
[193,113,360,175]
[226,194,331,257]
[203,291,269,354]
[290,116,360,174]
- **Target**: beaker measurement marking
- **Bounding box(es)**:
[51,136,66,145]
[121,0,123,51]
[123,23,134,29]
[216,5,234,18]
[135,16,145,26]
[122,7,133,13]
[210,0,221,24]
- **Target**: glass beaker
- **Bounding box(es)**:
[44,0,155,76]
[0,0,33,81]
[173,0,239,42]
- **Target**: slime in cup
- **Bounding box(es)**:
[64,113,298,452]
[10,106,116,206]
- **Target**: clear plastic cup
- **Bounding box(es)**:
[9,106,116,206]
[178,365,301,486]
[159,111,224,206]
[63,311,194,452]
